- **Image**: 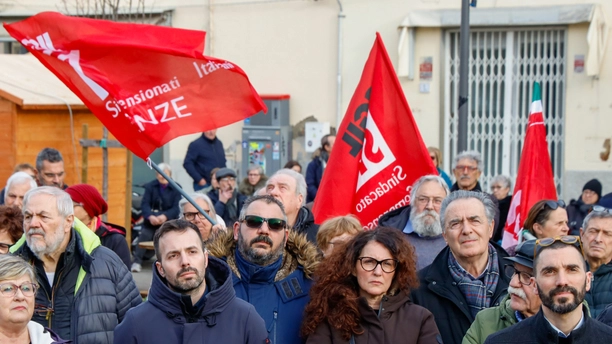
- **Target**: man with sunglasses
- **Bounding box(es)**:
[581,209,612,317]
[485,236,612,343]
[411,190,510,344]
[208,195,319,344]
[463,240,541,344]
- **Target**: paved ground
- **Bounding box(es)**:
[130,257,155,294]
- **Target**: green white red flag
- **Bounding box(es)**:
[502,82,558,248]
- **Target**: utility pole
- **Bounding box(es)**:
[457,0,471,152]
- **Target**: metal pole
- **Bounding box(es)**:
[336,0,345,128]
[457,0,470,153]
[148,160,217,226]
[102,127,108,222]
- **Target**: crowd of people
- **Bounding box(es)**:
[1,142,612,344]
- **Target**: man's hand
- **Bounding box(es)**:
[219,188,233,204]
[198,179,207,186]
[157,214,168,223]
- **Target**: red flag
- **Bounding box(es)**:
[502,82,557,248]
[312,33,436,229]
[4,12,266,160]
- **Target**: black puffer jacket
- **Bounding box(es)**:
[293,206,320,243]
[411,244,510,344]
[114,256,268,343]
[585,262,612,318]
[12,221,142,344]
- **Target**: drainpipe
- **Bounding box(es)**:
[336,0,345,129]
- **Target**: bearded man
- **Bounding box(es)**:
[379,174,449,270]
[208,195,319,344]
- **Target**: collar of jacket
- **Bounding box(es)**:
[378,205,411,230]
[207,229,319,281]
[532,304,591,342]
[421,243,510,320]
[96,221,127,237]
[235,249,283,283]
[450,181,482,192]
[358,289,412,323]
[293,207,315,232]
[147,255,236,324]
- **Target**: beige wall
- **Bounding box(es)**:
[4,0,610,196]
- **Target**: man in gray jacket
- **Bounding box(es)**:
[12,186,141,344]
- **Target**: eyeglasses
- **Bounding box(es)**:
[543,200,566,210]
[248,173,261,177]
[0,283,38,297]
[183,210,210,221]
[416,196,444,207]
[0,242,13,254]
[357,257,398,273]
[534,235,583,258]
[220,177,236,182]
[454,165,478,172]
[590,205,612,214]
[72,201,84,207]
[242,215,287,231]
[504,264,532,285]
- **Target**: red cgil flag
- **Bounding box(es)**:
[4,12,266,160]
[502,82,557,248]
[312,33,436,229]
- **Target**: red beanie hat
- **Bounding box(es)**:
[65,184,108,218]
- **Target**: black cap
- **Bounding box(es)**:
[504,240,536,268]
[583,179,602,201]
[215,168,237,181]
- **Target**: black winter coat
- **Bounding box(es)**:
[12,225,142,344]
[485,305,612,343]
[96,221,131,268]
[207,189,247,225]
[293,206,320,244]
[183,134,226,185]
[566,198,590,236]
[411,244,510,344]
[114,256,268,344]
[378,205,411,230]
[141,179,182,230]
[585,262,612,318]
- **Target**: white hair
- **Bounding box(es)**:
[268,168,307,206]
[22,186,74,219]
[5,172,37,203]
[453,150,483,171]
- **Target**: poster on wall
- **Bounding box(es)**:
[249,142,266,171]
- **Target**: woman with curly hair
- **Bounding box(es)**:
[302,227,440,343]
[0,205,24,254]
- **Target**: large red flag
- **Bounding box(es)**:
[502,82,557,248]
[4,12,266,160]
[312,33,436,229]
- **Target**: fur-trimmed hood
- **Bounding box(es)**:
[207,229,319,280]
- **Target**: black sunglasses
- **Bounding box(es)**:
[590,205,612,214]
[242,215,287,231]
[534,235,583,258]
[544,200,566,210]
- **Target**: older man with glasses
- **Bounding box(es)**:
[208,195,319,344]
[485,236,612,343]
[463,240,541,343]
[581,207,612,317]
[179,193,226,244]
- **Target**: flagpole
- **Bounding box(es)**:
[457,0,471,152]
[148,159,217,226]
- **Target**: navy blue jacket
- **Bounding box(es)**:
[208,231,319,344]
[183,134,226,185]
[141,179,182,230]
[585,262,612,318]
[486,305,612,343]
[114,256,268,344]
[96,222,131,268]
[207,188,247,225]
[305,157,324,203]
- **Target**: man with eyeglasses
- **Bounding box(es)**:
[485,236,612,343]
[114,219,268,343]
[207,168,246,225]
[208,195,319,344]
[411,190,510,344]
[581,208,612,317]
[35,148,67,189]
[451,151,484,192]
[179,193,226,244]
[11,186,141,343]
[379,174,450,270]
[463,240,541,343]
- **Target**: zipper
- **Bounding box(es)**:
[48,267,66,327]
[273,310,278,344]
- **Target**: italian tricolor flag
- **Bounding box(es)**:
[502,82,558,248]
